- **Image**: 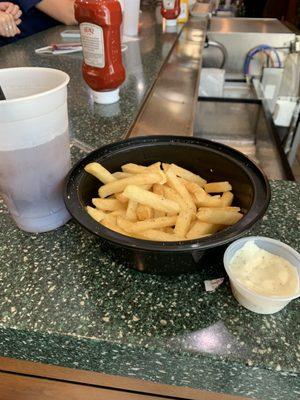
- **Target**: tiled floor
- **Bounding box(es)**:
[291,145,300,182]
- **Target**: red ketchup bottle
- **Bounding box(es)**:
[161,0,181,27]
[75,0,126,104]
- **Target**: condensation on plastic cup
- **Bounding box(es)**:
[0,67,71,233]
[224,236,300,314]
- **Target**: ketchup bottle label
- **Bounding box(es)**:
[163,0,176,10]
[80,22,105,68]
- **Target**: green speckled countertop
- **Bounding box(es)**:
[0,6,299,399]
[0,7,180,150]
[0,180,299,399]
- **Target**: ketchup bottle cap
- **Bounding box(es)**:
[92,88,120,104]
[166,18,177,26]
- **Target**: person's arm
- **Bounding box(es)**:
[35,0,77,25]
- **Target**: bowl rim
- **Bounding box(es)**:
[223,236,300,301]
[64,136,271,252]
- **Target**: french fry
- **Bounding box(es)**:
[85,160,243,242]
[112,172,132,179]
[116,217,134,232]
[167,211,178,217]
[190,233,212,240]
[181,180,202,195]
[92,198,125,212]
[174,210,193,237]
[86,206,105,223]
[183,181,223,208]
[148,162,161,169]
[154,210,165,218]
[126,200,138,221]
[153,183,164,195]
[204,181,232,193]
[110,209,126,217]
[115,193,129,204]
[163,186,189,210]
[122,163,166,184]
[101,219,128,236]
[199,206,241,212]
[99,173,161,198]
[153,184,166,217]
[195,193,223,208]
[147,162,167,185]
[123,185,181,214]
[166,168,196,213]
[139,229,184,242]
[186,221,221,240]
[116,187,152,204]
[162,163,171,172]
[121,163,147,174]
[102,213,117,226]
[221,191,234,207]
[117,216,177,233]
[136,204,154,221]
[84,163,116,184]
[196,208,243,225]
[170,163,206,186]
[140,184,152,190]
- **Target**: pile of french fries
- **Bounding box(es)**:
[84,161,243,242]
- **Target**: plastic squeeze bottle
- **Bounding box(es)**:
[75,0,126,104]
[177,0,189,23]
[161,0,181,26]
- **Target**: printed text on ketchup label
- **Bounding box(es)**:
[80,23,105,68]
[163,0,176,10]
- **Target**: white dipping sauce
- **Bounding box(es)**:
[229,241,299,297]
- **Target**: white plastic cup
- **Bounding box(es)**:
[224,237,300,314]
[118,0,125,41]
[225,0,231,10]
[123,0,140,37]
[0,67,71,233]
[123,40,145,102]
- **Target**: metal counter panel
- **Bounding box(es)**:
[129,18,207,137]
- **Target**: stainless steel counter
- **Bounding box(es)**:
[127,15,293,180]
[129,17,208,137]
[207,18,295,74]
[194,98,293,180]
[209,18,293,34]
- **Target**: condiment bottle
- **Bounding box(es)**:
[161,0,181,26]
[177,0,189,23]
[75,0,126,104]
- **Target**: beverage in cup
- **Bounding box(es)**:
[0,67,71,233]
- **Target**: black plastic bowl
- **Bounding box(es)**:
[64,136,270,275]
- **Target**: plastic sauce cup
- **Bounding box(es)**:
[224,236,300,314]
